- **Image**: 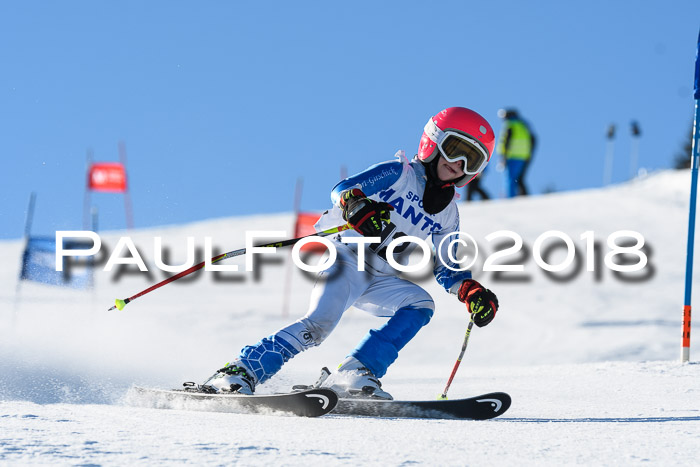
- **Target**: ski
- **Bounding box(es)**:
[130,385,339,418]
[331,392,511,420]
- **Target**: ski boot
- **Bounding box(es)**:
[321,356,393,400]
[203,361,256,395]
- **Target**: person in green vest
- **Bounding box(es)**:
[497,108,536,197]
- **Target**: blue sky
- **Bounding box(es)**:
[1,1,698,239]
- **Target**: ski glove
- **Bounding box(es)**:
[457,279,499,327]
[339,189,393,237]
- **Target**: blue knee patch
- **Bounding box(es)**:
[352,306,433,378]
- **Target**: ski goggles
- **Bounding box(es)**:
[424,119,490,175]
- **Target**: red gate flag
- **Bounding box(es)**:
[88,162,127,192]
[294,212,326,253]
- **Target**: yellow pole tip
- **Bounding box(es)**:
[115,299,127,311]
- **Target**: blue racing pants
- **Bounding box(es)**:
[238,244,435,383]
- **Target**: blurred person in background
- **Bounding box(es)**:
[497,108,536,197]
[466,166,490,201]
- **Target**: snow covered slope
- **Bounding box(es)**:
[1,170,699,465]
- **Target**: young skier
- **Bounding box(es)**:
[206,107,500,399]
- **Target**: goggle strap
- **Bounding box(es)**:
[424,118,444,144]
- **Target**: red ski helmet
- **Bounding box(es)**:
[418,107,495,187]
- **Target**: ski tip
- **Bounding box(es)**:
[114,298,127,311]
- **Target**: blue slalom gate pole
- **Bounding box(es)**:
[682,29,700,363]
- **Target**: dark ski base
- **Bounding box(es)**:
[331,392,511,420]
[132,386,339,417]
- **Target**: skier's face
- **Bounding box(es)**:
[436,155,465,182]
